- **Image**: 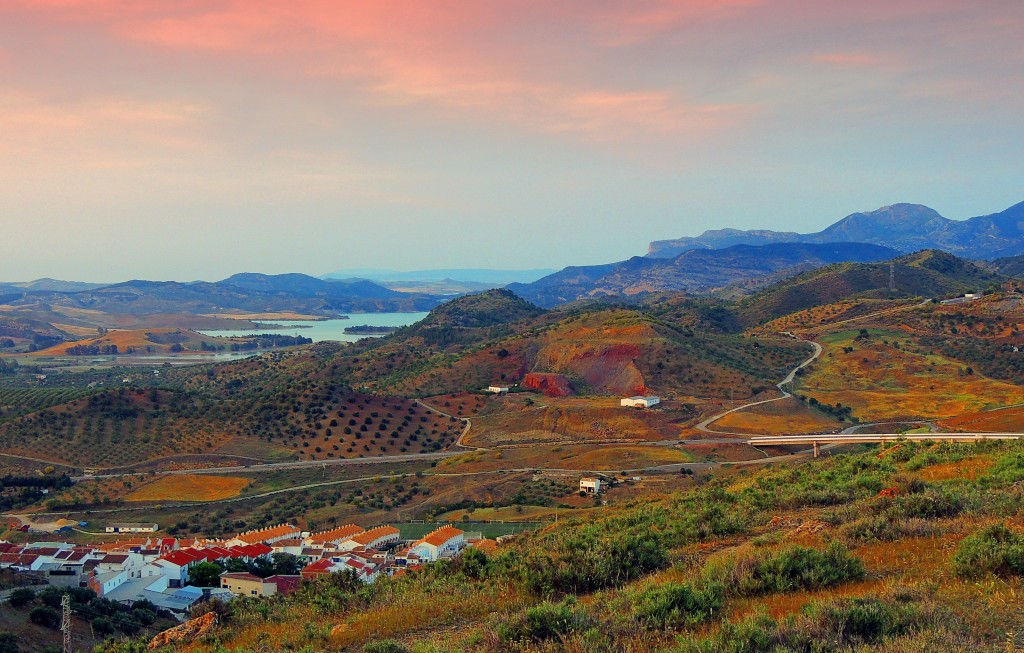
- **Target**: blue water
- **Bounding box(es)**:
[199,312,429,343]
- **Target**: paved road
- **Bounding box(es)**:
[695,336,823,436]
[73,451,460,481]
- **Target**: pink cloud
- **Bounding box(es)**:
[812,52,885,67]
[1,1,756,144]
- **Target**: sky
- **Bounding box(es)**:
[2,1,1022,282]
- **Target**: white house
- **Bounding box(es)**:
[620,396,660,409]
[486,386,510,394]
[105,523,159,534]
[407,526,465,562]
[580,477,603,494]
[337,526,401,552]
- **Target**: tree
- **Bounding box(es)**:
[188,561,225,588]
[92,617,115,637]
[29,606,60,629]
[0,631,18,653]
[8,588,35,608]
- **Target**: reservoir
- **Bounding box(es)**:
[199,312,430,343]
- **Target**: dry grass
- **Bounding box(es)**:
[938,406,1024,433]
[124,474,252,502]
[713,397,840,435]
[916,456,993,482]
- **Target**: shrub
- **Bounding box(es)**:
[707,543,865,597]
[8,587,35,608]
[674,595,936,652]
[952,524,1024,578]
[29,606,60,629]
[364,641,409,653]
[631,581,724,629]
[0,631,18,653]
[496,598,593,643]
[92,617,115,637]
[840,515,938,543]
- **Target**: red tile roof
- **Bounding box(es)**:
[307,524,364,545]
[265,574,302,595]
[220,572,263,582]
[160,550,201,567]
[349,526,400,547]
[416,526,464,548]
[234,524,300,545]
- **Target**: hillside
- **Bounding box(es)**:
[124,439,1024,653]
[736,250,1004,327]
[988,254,1024,279]
[510,242,898,308]
[648,200,1024,260]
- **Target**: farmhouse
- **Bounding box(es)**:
[486,385,510,394]
[580,477,603,494]
[105,523,159,534]
[620,395,660,408]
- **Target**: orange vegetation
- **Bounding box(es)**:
[712,397,839,435]
[125,474,251,502]
[916,456,993,482]
[937,406,1024,433]
[798,330,1022,421]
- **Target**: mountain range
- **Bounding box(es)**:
[0,273,444,318]
[647,201,1024,260]
[508,242,899,308]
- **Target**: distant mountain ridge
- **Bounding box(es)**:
[648,201,1024,260]
[509,242,898,308]
[324,268,556,285]
[0,273,443,317]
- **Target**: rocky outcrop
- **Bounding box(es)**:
[148,612,217,649]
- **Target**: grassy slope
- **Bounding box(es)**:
[117,439,1024,653]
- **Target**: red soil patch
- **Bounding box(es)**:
[522,373,574,397]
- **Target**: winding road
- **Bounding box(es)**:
[696,336,823,435]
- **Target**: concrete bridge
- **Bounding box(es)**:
[747,433,1024,457]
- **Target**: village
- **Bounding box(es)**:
[0,521,476,620]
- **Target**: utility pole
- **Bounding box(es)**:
[61,593,72,653]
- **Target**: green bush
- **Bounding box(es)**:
[631,581,723,629]
[92,617,115,637]
[0,631,18,653]
[708,543,865,597]
[8,587,35,608]
[363,641,409,653]
[674,595,932,653]
[496,598,593,643]
[29,605,60,629]
[952,524,1024,578]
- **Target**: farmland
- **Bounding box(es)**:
[795,328,1023,421]
[124,474,252,502]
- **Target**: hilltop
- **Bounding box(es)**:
[649,200,1024,260]
[736,250,1004,327]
